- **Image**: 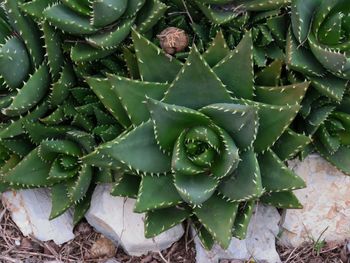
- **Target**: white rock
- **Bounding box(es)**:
[85,184,184,256]
[194,205,281,263]
[104,259,121,263]
[193,233,249,263]
[2,188,74,245]
[281,154,350,247]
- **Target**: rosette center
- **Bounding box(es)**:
[184,126,220,168]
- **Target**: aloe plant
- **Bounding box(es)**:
[83,29,309,248]
[1,0,348,250]
[19,0,168,63]
[0,0,53,177]
[294,87,350,175]
[0,84,124,223]
[0,1,124,223]
[288,0,350,174]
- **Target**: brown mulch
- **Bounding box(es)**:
[0,200,349,263]
[277,241,350,263]
[0,202,196,263]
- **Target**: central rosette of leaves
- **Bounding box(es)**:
[182,126,222,168]
[147,98,245,206]
[84,29,308,249]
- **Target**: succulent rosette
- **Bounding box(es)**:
[291,0,350,79]
[0,1,127,223]
[288,0,350,173]
[19,0,168,63]
[296,90,350,175]
[84,29,308,248]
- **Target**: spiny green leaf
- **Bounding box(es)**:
[132,29,182,82]
[50,64,76,107]
[315,142,350,175]
[50,183,72,219]
[203,31,230,67]
[218,149,263,202]
[232,201,255,239]
[109,75,168,126]
[260,191,303,209]
[87,18,134,49]
[0,102,49,139]
[4,0,44,67]
[193,220,214,250]
[145,206,190,238]
[194,194,239,249]
[135,175,182,212]
[147,98,212,153]
[124,0,146,17]
[210,125,239,179]
[61,0,91,15]
[316,125,340,154]
[0,137,34,157]
[20,0,56,20]
[255,60,282,86]
[194,1,238,25]
[136,0,168,33]
[254,82,309,106]
[286,31,325,77]
[23,122,72,144]
[309,75,347,102]
[305,105,335,135]
[291,0,320,43]
[164,45,232,109]
[272,129,311,161]
[86,77,131,128]
[172,130,206,175]
[83,121,172,174]
[67,164,93,203]
[91,0,128,28]
[73,190,92,225]
[238,100,300,152]
[213,31,254,99]
[241,0,291,11]
[0,37,30,89]
[174,172,218,206]
[3,64,50,116]
[258,149,306,192]
[200,103,258,149]
[48,158,78,180]
[41,21,64,81]
[111,173,140,198]
[40,107,66,125]
[39,139,82,162]
[43,3,98,35]
[71,43,116,62]
[3,147,56,187]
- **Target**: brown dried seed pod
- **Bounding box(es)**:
[157,27,189,55]
[90,236,116,259]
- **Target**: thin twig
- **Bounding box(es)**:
[158,250,170,263]
[181,0,194,24]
